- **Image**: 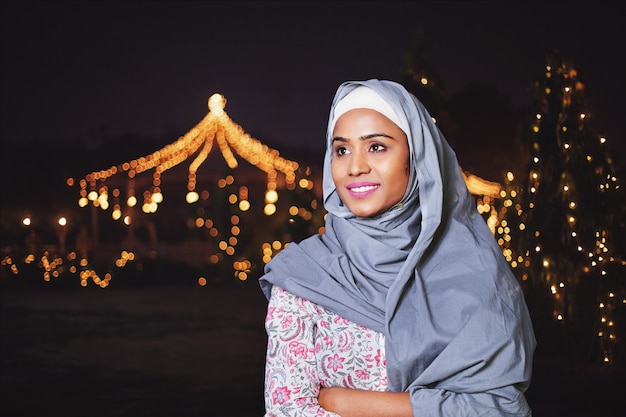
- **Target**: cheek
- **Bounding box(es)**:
[395,166,410,195]
[391,163,410,182]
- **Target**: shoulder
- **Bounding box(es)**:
[268,286,375,333]
[269,285,345,322]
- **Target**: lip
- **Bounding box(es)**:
[346,182,379,198]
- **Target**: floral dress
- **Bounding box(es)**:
[263,285,387,417]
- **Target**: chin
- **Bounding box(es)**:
[349,207,383,218]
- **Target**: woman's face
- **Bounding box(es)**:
[331,108,410,217]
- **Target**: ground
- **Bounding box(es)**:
[1,281,622,417]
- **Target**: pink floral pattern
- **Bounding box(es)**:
[264,286,387,416]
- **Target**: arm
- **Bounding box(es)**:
[263,286,340,417]
[319,387,413,417]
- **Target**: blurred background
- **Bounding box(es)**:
[1,1,624,416]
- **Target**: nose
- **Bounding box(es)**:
[349,152,370,176]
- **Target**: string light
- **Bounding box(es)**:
[77,94,300,218]
[67,94,322,283]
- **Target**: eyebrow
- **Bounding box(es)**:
[332,133,396,143]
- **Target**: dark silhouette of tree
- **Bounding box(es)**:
[448,84,526,181]
[399,28,457,143]
[399,29,524,182]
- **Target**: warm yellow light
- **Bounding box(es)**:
[208,93,226,116]
[152,192,163,203]
[265,190,278,203]
[462,171,501,197]
[239,200,250,211]
[186,191,199,204]
[264,203,277,216]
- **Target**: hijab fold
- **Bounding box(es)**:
[260,79,535,415]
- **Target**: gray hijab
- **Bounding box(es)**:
[260,79,535,415]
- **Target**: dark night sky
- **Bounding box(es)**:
[2,1,624,161]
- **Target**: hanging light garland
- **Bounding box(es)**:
[75,93,299,219]
[62,93,314,286]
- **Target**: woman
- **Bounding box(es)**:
[259,79,536,416]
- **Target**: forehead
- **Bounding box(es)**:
[332,108,402,132]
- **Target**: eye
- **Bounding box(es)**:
[369,143,387,153]
[334,145,349,157]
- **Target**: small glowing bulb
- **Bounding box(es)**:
[186,191,199,204]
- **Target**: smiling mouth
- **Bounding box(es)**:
[349,185,379,193]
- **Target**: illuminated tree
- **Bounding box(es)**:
[515,52,625,367]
